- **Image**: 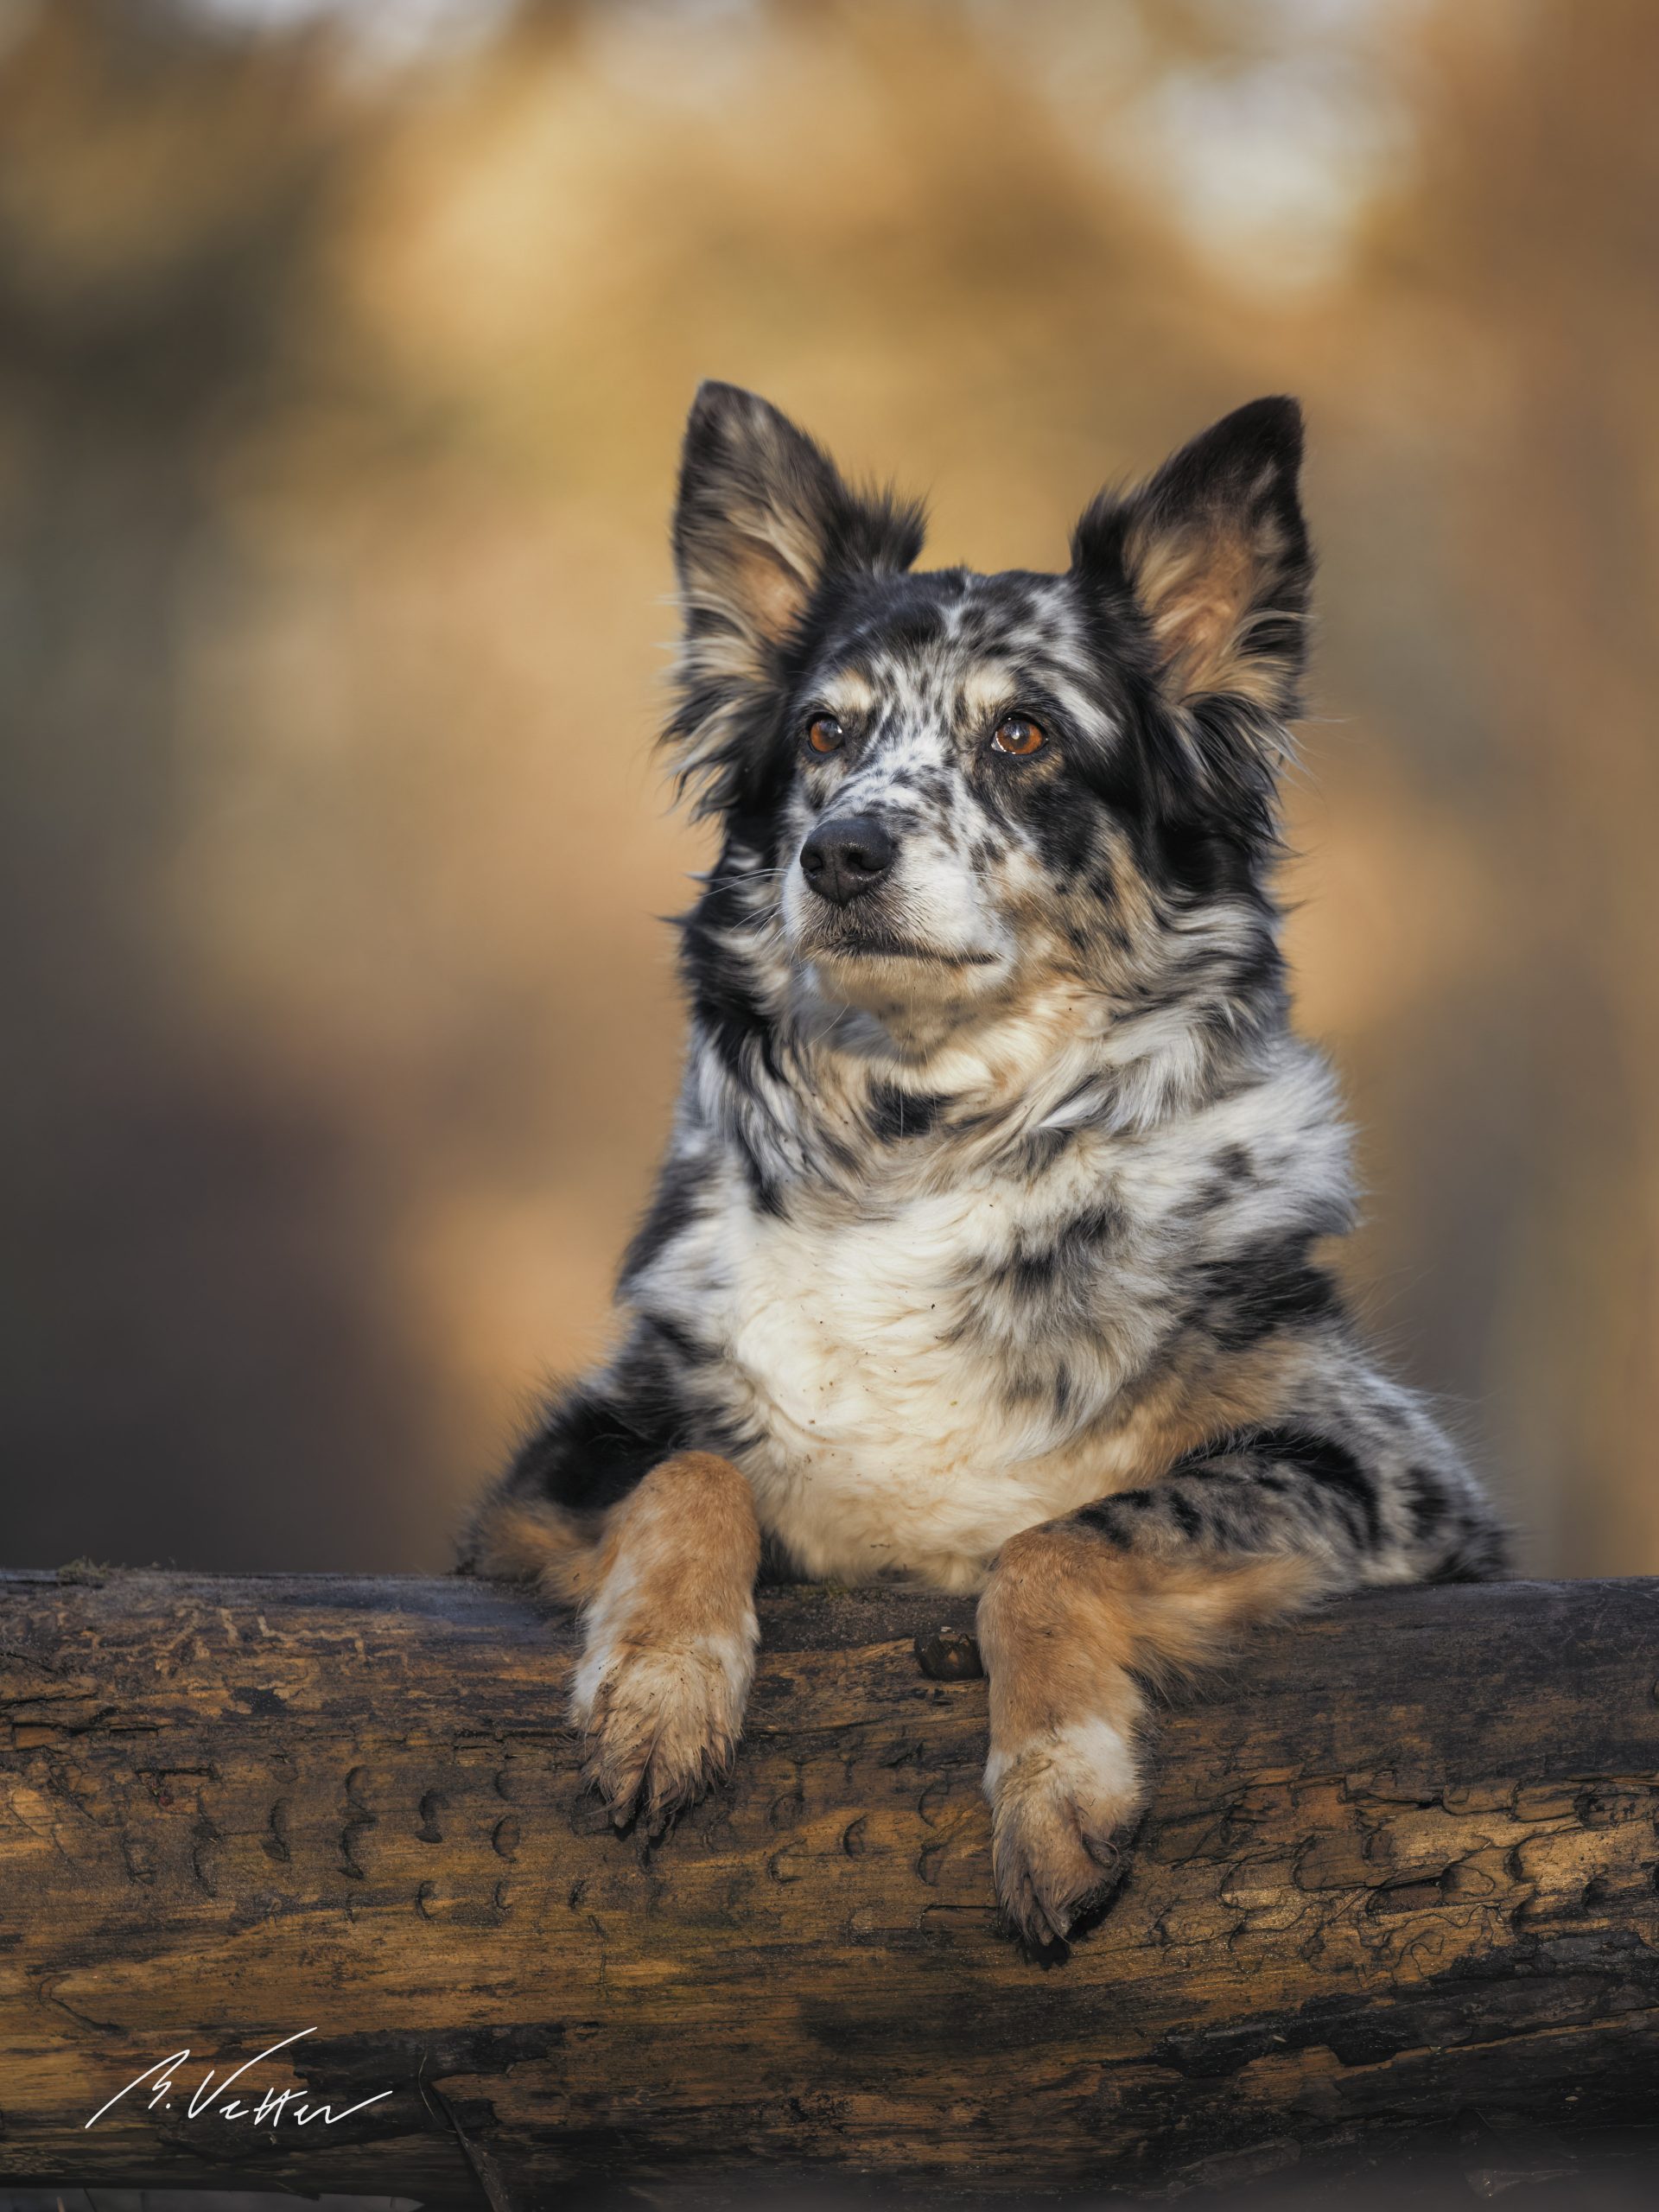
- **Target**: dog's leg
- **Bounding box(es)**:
[473,1452,762,1830]
[460,1344,763,1831]
[562,1451,761,1833]
[976,1427,1503,1948]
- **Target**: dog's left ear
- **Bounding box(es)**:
[667,382,925,817]
[1072,398,1310,834]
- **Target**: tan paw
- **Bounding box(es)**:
[986,1717,1143,1948]
[571,1630,753,1834]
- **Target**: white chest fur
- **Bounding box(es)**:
[702,1171,1141,1591]
[639,1048,1348,1592]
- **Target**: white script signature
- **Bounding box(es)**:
[86,2026,393,2130]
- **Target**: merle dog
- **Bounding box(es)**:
[461,383,1504,1948]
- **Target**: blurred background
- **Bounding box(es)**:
[1,0,1654,1578]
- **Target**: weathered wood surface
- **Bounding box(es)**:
[2,1568,1658,2202]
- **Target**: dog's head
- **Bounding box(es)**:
[666,383,1310,1033]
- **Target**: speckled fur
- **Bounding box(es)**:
[461,383,1506,1947]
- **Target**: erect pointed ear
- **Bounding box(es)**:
[665,382,925,817]
[1073,397,1311,726]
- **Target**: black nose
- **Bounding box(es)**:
[799,814,896,906]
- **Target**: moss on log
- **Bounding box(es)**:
[3,1568,1659,2202]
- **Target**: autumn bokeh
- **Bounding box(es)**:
[3,0,1655,1578]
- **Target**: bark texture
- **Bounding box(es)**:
[2,1567,1658,2202]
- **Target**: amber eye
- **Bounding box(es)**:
[991,713,1046,756]
[806,715,843,754]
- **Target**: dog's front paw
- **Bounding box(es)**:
[571,1631,753,1834]
[985,1717,1143,1949]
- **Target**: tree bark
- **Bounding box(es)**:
[2,1567,1658,2202]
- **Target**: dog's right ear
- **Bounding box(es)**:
[665,382,925,817]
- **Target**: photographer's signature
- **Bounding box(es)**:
[86,2026,392,2130]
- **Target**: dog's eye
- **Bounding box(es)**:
[991,714,1046,757]
[806,715,844,754]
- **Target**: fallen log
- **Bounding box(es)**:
[2,1567,1658,2202]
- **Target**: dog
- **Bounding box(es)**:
[460,382,1507,1948]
